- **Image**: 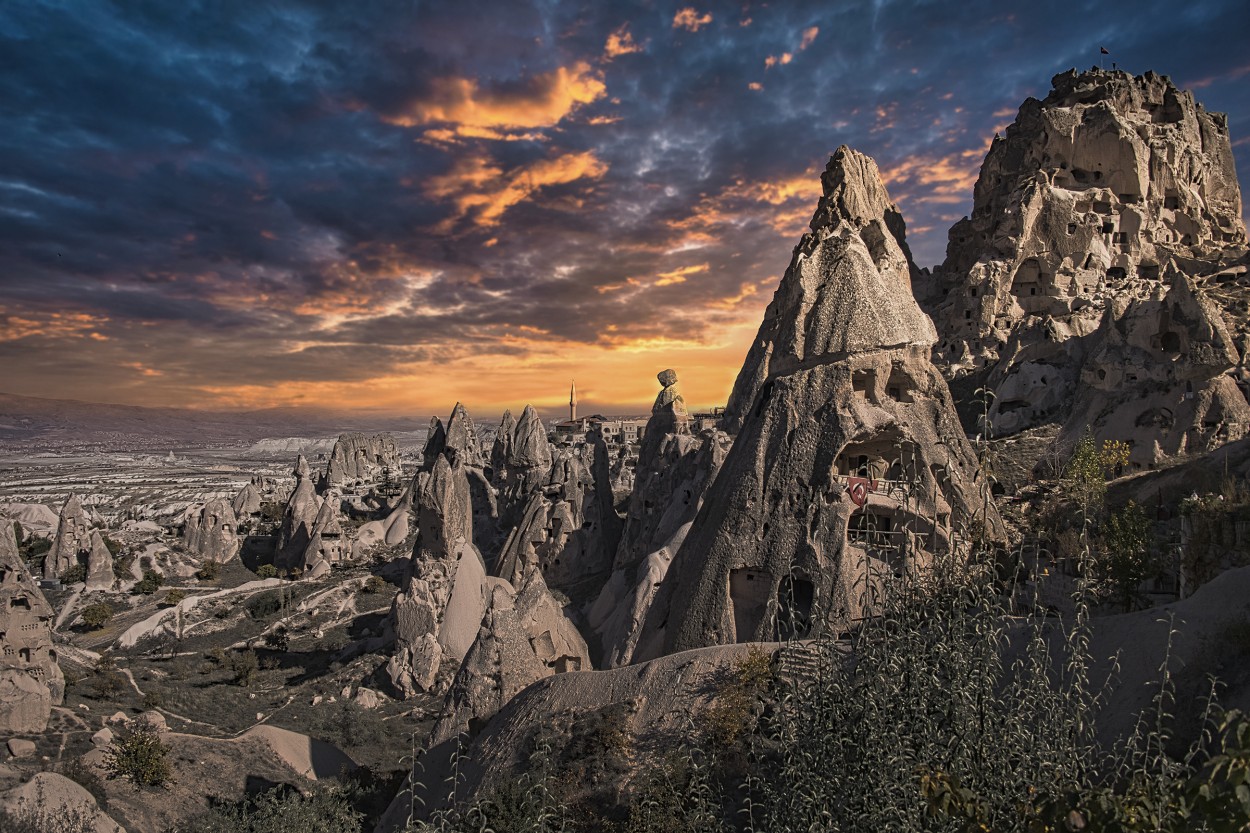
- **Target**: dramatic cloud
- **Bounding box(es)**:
[1,0,1248,417]
[673,8,713,32]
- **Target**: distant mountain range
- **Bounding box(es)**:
[0,392,428,452]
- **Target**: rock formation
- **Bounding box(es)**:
[427,568,590,746]
[299,496,348,579]
[321,432,401,490]
[44,494,91,579]
[387,456,487,697]
[182,498,241,564]
[637,146,1000,658]
[919,68,1250,467]
[588,424,730,666]
[0,521,64,732]
[231,480,263,519]
[489,409,516,484]
[275,455,323,572]
[84,530,114,592]
[422,417,448,472]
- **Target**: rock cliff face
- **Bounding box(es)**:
[639,146,999,658]
[0,522,64,733]
[920,69,1250,466]
[182,498,241,564]
[321,433,400,490]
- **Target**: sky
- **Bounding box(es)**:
[2,1,1249,419]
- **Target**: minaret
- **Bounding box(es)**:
[569,379,577,422]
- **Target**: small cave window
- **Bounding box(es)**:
[1161,331,1182,353]
[776,575,815,640]
[1107,267,1127,281]
[1102,222,1115,234]
[1164,194,1180,210]
[1094,200,1112,214]
[965,310,972,319]
[1067,223,1078,235]
[1112,232,1128,244]
[1140,263,1161,280]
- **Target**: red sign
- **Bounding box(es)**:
[847,477,872,507]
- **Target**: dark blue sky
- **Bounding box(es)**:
[2,0,1248,415]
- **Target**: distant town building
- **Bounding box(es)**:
[691,407,725,432]
[552,414,646,446]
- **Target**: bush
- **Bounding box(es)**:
[60,563,87,584]
[101,535,123,557]
[228,649,259,687]
[142,691,164,710]
[161,589,187,608]
[81,602,114,630]
[0,794,97,833]
[263,626,290,652]
[103,725,172,788]
[167,784,362,833]
[59,757,109,810]
[89,654,126,700]
[196,560,221,581]
[132,569,164,595]
[362,575,389,595]
[245,590,282,619]
[256,564,278,579]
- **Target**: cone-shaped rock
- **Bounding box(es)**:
[182,498,241,564]
[275,455,322,572]
[231,481,262,519]
[444,403,483,468]
[489,409,516,485]
[84,531,114,592]
[45,494,91,580]
[642,146,1000,658]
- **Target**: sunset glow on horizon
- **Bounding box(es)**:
[3,1,1249,419]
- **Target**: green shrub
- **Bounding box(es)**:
[80,602,114,630]
[228,649,259,687]
[142,691,164,710]
[103,725,172,788]
[196,560,221,581]
[263,626,290,652]
[161,589,187,608]
[89,654,126,700]
[256,564,278,579]
[167,784,362,833]
[101,535,122,557]
[0,796,96,833]
[60,563,87,584]
[59,757,109,810]
[245,590,282,619]
[362,575,389,594]
[132,569,164,595]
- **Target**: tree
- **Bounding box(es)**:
[103,725,172,788]
[81,602,114,630]
[1094,500,1158,611]
[133,569,164,595]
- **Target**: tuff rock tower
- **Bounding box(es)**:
[638,146,1001,658]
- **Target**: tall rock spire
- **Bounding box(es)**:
[635,146,1000,659]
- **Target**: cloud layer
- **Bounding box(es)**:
[2,0,1249,418]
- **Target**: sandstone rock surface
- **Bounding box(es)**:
[643,146,1000,658]
[181,498,240,564]
[0,521,64,733]
[919,69,1250,467]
